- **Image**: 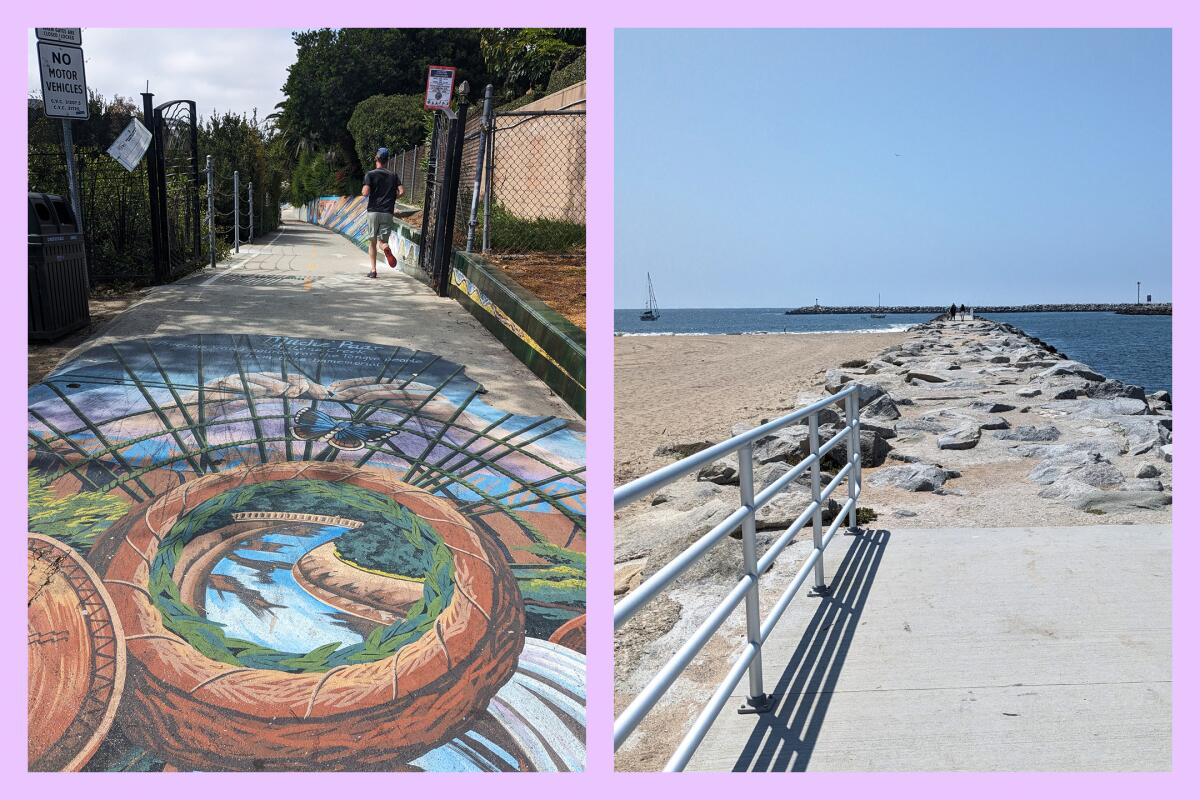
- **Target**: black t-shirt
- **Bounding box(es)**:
[364,168,402,213]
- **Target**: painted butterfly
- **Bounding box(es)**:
[290,407,399,451]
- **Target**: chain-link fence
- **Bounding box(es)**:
[385,101,585,259]
[484,107,585,254]
[383,141,428,210]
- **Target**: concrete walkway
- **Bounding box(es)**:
[686,525,1170,772]
[66,220,578,422]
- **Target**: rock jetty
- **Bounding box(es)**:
[785,303,1171,315]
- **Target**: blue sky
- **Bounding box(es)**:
[615,29,1171,308]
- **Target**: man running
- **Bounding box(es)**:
[362,147,405,278]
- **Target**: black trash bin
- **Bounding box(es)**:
[29,192,90,341]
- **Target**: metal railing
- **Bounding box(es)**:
[614,384,863,771]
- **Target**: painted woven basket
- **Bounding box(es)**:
[92,462,524,771]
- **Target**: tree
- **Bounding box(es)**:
[346,94,430,175]
[479,29,585,102]
[276,28,487,180]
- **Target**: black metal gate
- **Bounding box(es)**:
[143,93,201,283]
[417,106,468,296]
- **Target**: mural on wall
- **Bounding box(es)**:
[306,196,419,266]
[27,334,585,772]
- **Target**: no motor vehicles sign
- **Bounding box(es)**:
[37,41,89,120]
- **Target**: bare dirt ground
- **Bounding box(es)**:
[28,287,150,385]
[486,252,586,330]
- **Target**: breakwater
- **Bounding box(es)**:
[786,303,1171,315]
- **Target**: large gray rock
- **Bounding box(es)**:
[795,393,843,426]
[859,429,893,467]
[1067,487,1171,513]
[868,463,960,492]
[755,426,811,465]
[1012,439,1124,462]
[1016,387,1042,398]
[1062,397,1150,418]
[1038,360,1106,383]
[1030,453,1125,490]
[1112,417,1171,456]
[758,492,841,531]
[1135,462,1162,479]
[1088,380,1147,402]
[1159,443,1173,462]
[970,401,1016,413]
[698,456,739,485]
[979,417,1010,431]
[905,370,949,384]
[995,425,1061,442]
[937,425,982,450]
[824,369,852,394]
[861,420,897,440]
[861,393,901,421]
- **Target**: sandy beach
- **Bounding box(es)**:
[615,332,909,482]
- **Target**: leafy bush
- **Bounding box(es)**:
[347,93,430,178]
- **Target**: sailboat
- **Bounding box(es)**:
[870,293,886,319]
[640,272,660,321]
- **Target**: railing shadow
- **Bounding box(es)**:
[732,527,891,771]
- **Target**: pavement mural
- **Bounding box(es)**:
[27,334,586,772]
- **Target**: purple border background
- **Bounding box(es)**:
[1,2,1195,793]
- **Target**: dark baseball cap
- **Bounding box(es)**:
[376,147,389,161]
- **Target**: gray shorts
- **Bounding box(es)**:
[366,211,394,240]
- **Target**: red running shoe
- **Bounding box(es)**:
[383,245,397,268]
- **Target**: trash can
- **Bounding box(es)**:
[29,192,90,341]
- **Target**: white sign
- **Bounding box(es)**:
[107,117,153,171]
[424,65,456,110]
[37,41,89,120]
[35,28,82,45]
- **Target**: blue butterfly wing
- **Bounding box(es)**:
[329,421,397,451]
[292,407,339,441]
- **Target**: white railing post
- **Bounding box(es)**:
[809,414,830,596]
[850,387,861,531]
[737,444,774,713]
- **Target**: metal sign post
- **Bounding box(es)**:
[233,171,240,253]
[36,35,89,227]
[206,155,215,269]
[248,181,254,243]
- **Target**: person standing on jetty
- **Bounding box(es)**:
[362,147,405,279]
[950,303,957,320]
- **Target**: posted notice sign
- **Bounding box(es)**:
[424,65,456,110]
[107,117,152,172]
[35,28,82,45]
[37,41,89,120]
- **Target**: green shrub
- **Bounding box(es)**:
[488,202,585,253]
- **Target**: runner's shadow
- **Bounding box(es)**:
[732,527,890,771]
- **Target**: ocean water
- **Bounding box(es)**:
[616,308,1173,394]
[987,312,1172,394]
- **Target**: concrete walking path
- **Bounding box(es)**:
[64,220,578,422]
[686,524,1170,772]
